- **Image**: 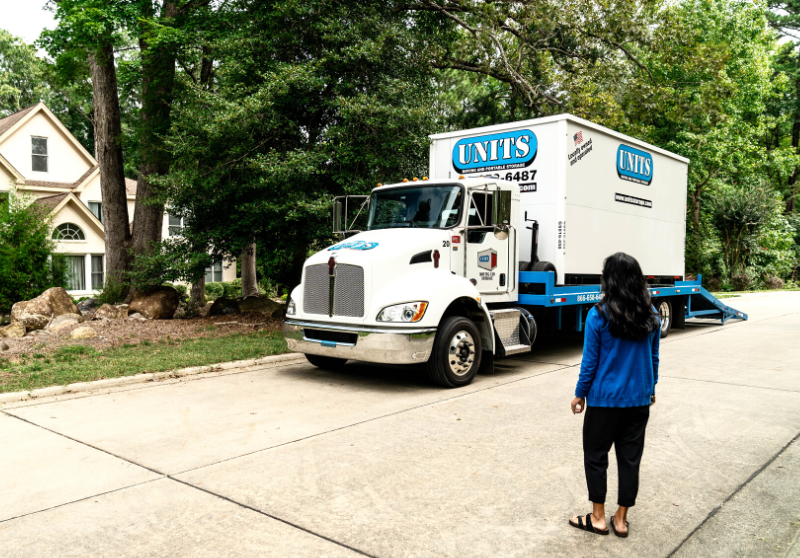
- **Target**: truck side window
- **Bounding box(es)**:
[468,192,493,227]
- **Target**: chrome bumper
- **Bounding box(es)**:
[282,319,436,364]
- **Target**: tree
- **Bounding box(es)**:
[0,29,48,116]
[0,189,67,314]
[159,0,435,292]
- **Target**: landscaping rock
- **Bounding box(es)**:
[1,323,26,338]
[209,297,239,316]
[93,304,128,321]
[70,326,98,340]
[0,341,8,351]
[129,286,179,320]
[77,298,100,315]
[11,287,79,332]
[128,312,146,321]
[209,296,287,318]
[27,329,52,338]
[49,313,84,333]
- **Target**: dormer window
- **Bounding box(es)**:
[32,137,48,172]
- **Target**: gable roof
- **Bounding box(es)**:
[0,104,39,137]
[33,193,69,212]
[0,152,24,184]
[0,103,97,167]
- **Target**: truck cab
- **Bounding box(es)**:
[282,177,535,387]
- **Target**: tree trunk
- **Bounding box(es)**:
[190,274,206,307]
[132,1,180,260]
[240,244,259,298]
[89,43,131,287]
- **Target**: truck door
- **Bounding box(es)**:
[464,190,511,294]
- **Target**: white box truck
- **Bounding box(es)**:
[283,114,746,388]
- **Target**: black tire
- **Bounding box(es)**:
[656,298,672,338]
[305,353,348,369]
[531,260,557,274]
[427,316,483,388]
[519,261,531,272]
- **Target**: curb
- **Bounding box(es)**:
[0,352,305,405]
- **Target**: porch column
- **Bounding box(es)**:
[85,254,92,293]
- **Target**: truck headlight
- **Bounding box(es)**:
[286,298,296,316]
[377,302,428,323]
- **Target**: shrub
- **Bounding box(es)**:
[0,188,67,313]
[222,279,242,299]
[96,274,129,306]
[705,277,722,292]
[204,282,224,301]
[731,273,752,291]
[763,276,785,290]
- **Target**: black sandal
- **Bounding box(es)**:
[610,517,629,538]
[569,513,609,535]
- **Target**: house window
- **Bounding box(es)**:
[91,255,104,290]
[89,202,102,223]
[32,137,48,172]
[168,215,183,237]
[65,256,85,291]
[53,223,85,241]
[205,260,223,283]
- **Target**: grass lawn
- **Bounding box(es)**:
[0,330,290,394]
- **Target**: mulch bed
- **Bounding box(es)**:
[0,309,283,363]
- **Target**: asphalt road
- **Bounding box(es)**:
[1,292,799,557]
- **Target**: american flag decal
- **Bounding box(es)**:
[574,131,583,146]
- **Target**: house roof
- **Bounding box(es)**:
[33,193,69,212]
[0,103,40,137]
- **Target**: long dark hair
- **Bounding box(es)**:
[596,252,659,340]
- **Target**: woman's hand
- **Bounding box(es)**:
[650,395,656,406]
[571,397,585,414]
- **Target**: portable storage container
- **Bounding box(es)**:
[429,115,689,284]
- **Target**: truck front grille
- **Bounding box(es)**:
[303,263,365,318]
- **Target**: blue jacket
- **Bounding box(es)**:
[575,306,660,408]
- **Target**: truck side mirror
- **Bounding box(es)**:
[333,199,344,234]
[333,195,370,236]
[492,190,512,240]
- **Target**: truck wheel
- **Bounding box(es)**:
[531,261,557,275]
[427,316,483,388]
[305,354,348,369]
[657,299,672,338]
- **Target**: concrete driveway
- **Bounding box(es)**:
[1,292,799,557]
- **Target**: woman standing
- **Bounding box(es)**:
[568,252,660,538]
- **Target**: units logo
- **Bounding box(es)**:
[328,240,379,251]
[617,144,653,185]
[477,248,497,271]
[453,130,537,174]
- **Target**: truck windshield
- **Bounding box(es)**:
[366,185,462,230]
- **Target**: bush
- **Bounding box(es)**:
[763,276,785,290]
[731,273,752,291]
[705,277,722,292]
[204,282,224,301]
[96,274,129,306]
[223,278,242,298]
[0,189,67,313]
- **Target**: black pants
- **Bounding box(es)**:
[583,405,650,507]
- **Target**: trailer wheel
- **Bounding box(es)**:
[427,316,483,388]
[305,354,348,369]
[657,299,672,338]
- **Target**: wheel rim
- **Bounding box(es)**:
[659,301,671,333]
[448,330,475,377]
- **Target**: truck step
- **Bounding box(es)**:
[489,309,532,356]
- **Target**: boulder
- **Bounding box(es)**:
[128,312,146,321]
[49,313,84,334]
[1,341,8,351]
[208,297,240,317]
[27,329,52,338]
[70,326,98,340]
[1,323,26,338]
[93,304,128,321]
[77,298,100,315]
[129,286,179,320]
[11,287,79,332]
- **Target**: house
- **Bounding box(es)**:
[0,103,235,295]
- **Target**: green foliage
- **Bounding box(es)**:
[0,29,48,115]
[204,282,224,301]
[0,190,67,313]
[95,273,128,306]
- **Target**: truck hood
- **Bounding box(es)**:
[305,229,450,268]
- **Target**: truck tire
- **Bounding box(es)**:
[657,299,672,338]
[427,316,483,388]
[305,354,348,369]
[519,261,531,272]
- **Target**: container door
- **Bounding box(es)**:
[464,191,510,294]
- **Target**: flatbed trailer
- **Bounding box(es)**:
[516,271,747,334]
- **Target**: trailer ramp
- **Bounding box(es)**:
[685,284,748,325]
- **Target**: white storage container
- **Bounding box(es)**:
[429,115,689,284]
